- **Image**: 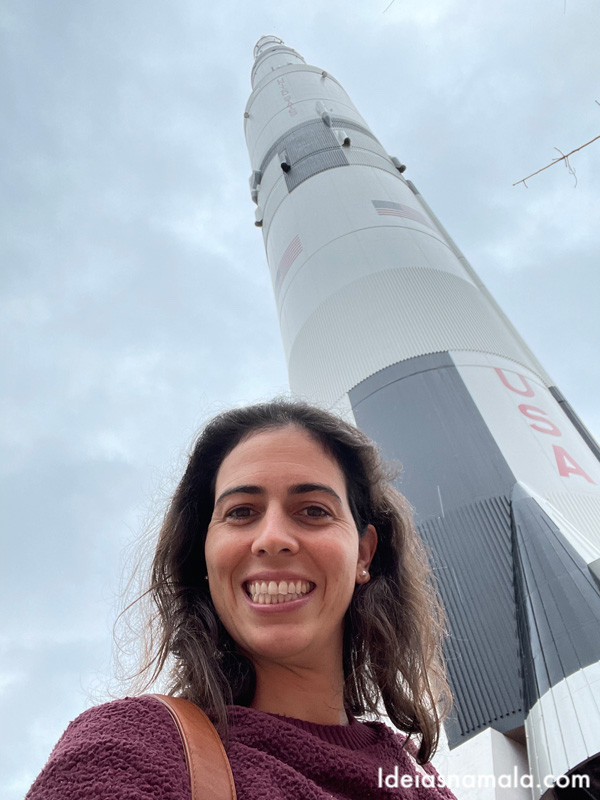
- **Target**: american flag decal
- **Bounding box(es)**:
[275,234,303,293]
[372,200,432,229]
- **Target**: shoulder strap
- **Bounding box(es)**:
[150,694,237,800]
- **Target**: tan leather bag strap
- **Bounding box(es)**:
[150,694,237,800]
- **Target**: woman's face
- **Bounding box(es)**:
[205,426,376,671]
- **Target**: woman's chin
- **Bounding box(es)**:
[240,626,339,668]
[244,632,315,663]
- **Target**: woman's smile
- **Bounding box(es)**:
[244,577,316,605]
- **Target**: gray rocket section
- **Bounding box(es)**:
[245,36,600,792]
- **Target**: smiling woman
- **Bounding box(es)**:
[26,400,456,800]
[204,426,377,720]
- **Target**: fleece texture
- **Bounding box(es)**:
[26,696,457,799]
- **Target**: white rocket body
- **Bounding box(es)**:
[245,36,600,797]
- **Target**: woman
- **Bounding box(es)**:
[27,399,455,799]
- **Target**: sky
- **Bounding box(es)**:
[2,0,599,795]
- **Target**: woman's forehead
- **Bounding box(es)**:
[214,426,346,492]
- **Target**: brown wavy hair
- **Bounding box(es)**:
[125,399,451,763]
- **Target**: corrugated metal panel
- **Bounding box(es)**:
[419,496,523,743]
[285,147,349,192]
[284,123,342,165]
[258,119,343,175]
[286,267,548,406]
[256,119,393,201]
[258,117,382,176]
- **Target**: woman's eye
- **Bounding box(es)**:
[302,506,330,518]
[224,505,330,521]
[226,506,254,520]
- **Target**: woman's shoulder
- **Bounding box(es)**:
[26,696,190,800]
[42,695,183,756]
[54,695,175,734]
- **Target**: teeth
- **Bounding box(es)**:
[247,579,313,603]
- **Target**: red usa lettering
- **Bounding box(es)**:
[495,369,595,484]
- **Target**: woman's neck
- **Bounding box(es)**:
[249,659,349,725]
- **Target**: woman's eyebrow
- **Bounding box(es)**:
[289,483,343,506]
[214,483,343,508]
[214,485,263,508]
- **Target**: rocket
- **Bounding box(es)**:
[244,36,600,797]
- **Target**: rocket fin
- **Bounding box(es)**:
[511,483,600,789]
[511,481,600,710]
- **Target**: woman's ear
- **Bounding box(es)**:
[356,524,377,583]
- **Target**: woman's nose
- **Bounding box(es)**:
[250,508,300,556]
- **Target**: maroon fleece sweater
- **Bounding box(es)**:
[26,696,457,799]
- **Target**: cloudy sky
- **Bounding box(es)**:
[2,0,599,794]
